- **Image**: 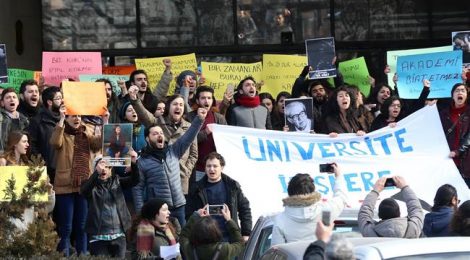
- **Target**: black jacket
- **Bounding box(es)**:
[303,240,326,260]
[81,163,139,235]
[27,108,60,174]
[185,173,252,236]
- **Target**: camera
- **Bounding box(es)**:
[384,178,395,187]
[208,205,224,215]
[319,163,334,173]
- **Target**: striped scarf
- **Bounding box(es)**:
[64,123,90,187]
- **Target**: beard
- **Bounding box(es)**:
[51,104,61,113]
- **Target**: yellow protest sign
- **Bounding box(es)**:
[201,62,263,100]
[135,53,197,94]
[262,54,307,97]
[62,81,107,115]
[0,166,48,202]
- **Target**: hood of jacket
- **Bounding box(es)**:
[282,193,322,222]
[373,217,409,237]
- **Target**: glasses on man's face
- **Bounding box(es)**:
[53,97,63,101]
[287,111,306,121]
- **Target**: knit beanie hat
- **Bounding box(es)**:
[176,70,197,88]
[92,155,103,172]
[119,101,132,121]
[378,198,400,220]
[141,198,167,220]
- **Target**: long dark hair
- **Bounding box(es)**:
[189,216,222,246]
[380,96,404,120]
[432,184,458,211]
[450,200,470,236]
[323,86,357,119]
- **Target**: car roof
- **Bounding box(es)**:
[355,237,470,259]
[264,237,401,259]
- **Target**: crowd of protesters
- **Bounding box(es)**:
[0,57,469,258]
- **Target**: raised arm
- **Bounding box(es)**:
[152,58,173,101]
[128,85,158,128]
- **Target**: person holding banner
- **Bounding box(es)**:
[271,163,347,245]
[270,91,291,131]
[358,176,424,238]
[50,106,103,256]
[133,107,207,227]
[225,76,272,129]
[439,83,470,187]
[321,86,368,135]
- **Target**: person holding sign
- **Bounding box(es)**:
[225,76,272,129]
[133,107,207,227]
[439,83,470,188]
[124,59,173,114]
[321,86,369,135]
[81,155,139,258]
[50,105,103,256]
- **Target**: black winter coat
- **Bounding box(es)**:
[81,163,139,235]
[185,173,253,236]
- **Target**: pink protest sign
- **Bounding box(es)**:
[42,52,102,86]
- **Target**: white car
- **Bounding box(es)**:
[259,237,470,260]
[243,208,363,260]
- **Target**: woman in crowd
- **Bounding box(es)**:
[180,205,244,260]
[0,130,55,231]
[321,86,369,135]
[129,198,181,259]
[347,85,374,131]
[259,92,275,113]
[423,184,459,237]
[366,84,393,117]
[271,91,291,131]
[0,130,30,166]
[450,200,470,236]
[370,96,404,131]
[50,105,102,256]
[439,83,470,187]
[107,124,128,158]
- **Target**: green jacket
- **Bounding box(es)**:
[180,213,245,260]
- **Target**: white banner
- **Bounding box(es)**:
[211,105,470,220]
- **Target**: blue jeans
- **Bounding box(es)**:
[56,193,88,256]
[170,205,186,226]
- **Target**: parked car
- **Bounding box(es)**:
[243,208,364,260]
[259,237,470,260]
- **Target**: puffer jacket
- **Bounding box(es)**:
[358,186,424,238]
[423,206,454,237]
[225,102,272,129]
[130,98,198,194]
[271,176,347,245]
[133,116,203,213]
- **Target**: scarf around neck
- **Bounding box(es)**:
[142,143,168,161]
[236,95,261,108]
[64,123,90,187]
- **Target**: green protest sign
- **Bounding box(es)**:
[79,74,129,96]
[0,68,35,93]
[338,57,370,97]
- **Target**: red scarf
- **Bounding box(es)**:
[236,95,261,108]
